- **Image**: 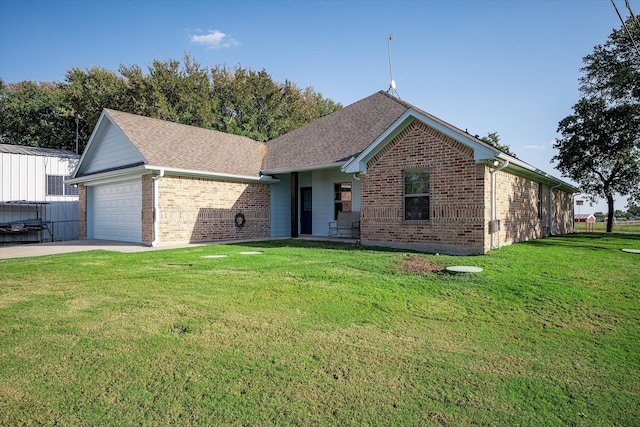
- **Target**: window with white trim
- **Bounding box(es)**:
[404,168,430,221]
[334,182,352,219]
[47,175,78,196]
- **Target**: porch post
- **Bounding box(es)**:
[291,172,298,237]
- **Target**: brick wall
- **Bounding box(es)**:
[141,174,154,244]
[360,120,575,254]
[154,175,270,245]
[551,187,574,235]
[491,170,575,247]
[361,121,488,255]
[493,171,544,246]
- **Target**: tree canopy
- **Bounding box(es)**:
[553,17,640,232]
[0,55,342,153]
[480,132,517,158]
[0,80,76,150]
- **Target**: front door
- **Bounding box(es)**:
[300,187,312,234]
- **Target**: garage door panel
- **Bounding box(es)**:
[91,178,142,243]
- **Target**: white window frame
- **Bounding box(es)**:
[333,182,352,220]
[47,175,79,196]
[403,168,431,221]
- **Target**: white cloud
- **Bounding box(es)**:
[523,145,546,150]
[190,29,239,49]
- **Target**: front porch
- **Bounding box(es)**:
[269,168,362,239]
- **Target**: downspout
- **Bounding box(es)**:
[490,159,509,249]
[151,169,165,246]
[548,183,562,236]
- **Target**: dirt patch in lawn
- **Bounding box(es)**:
[398,255,445,274]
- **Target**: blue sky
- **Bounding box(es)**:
[0,0,634,213]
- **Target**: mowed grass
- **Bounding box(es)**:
[0,234,638,426]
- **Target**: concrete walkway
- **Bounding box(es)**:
[0,236,360,260]
[0,240,207,260]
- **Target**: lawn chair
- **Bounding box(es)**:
[328,211,360,238]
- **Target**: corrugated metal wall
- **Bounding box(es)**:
[1,151,80,242]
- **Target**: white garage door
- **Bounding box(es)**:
[91,178,142,243]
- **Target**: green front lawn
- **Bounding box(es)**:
[1,234,639,426]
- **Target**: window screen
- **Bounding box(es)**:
[404,169,430,221]
[334,182,352,219]
[47,175,78,196]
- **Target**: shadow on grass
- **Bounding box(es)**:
[521,232,640,252]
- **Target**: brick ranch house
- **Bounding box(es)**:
[68,91,579,255]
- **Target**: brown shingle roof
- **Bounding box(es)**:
[262,91,410,171]
[261,91,505,172]
[105,109,266,177]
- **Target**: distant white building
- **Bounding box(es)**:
[0,144,80,243]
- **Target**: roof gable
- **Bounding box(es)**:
[341,108,499,174]
[73,109,266,179]
[74,115,145,176]
[261,91,504,174]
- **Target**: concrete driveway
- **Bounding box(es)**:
[0,240,207,260]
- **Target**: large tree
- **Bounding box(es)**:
[62,65,128,151]
[210,65,341,141]
[118,55,220,129]
[0,79,76,150]
[553,17,640,232]
[2,55,341,153]
[118,59,341,142]
[555,98,639,231]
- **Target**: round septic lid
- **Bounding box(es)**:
[446,266,483,274]
[202,255,228,258]
[239,251,263,255]
[621,249,640,254]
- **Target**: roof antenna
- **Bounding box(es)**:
[387,34,400,98]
